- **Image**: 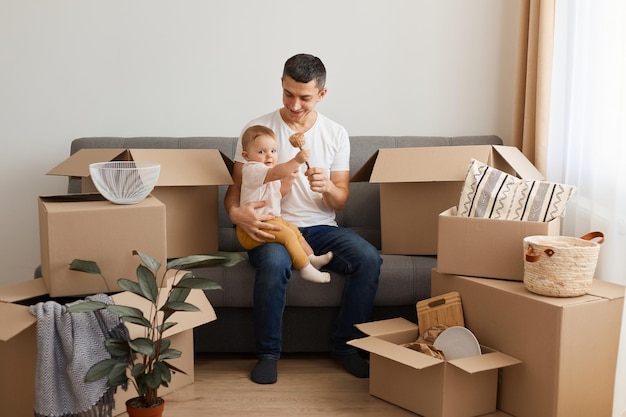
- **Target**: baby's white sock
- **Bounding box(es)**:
[309,251,333,269]
[300,263,331,283]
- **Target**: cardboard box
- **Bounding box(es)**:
[437,206,561,281]
[0,276,216,417]
[351,145,543,255]
[47,148,234,258]
[431,269,625,417]
[38,194,167,297]
[348,317,520,417]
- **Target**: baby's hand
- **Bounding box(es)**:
[283,169,298,183]
[295,149,310,164]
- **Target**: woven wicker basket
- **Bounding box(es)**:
[523,232,604,297]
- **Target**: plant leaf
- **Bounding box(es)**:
[175,276,222,290]
[131,363,146,378]
[163,360,189,376]
[168,287,191,304]
[134,373,147,397]
[136,265,158,303]
[154,361,172,383]
[104,338,131,358]
[120,315,152,328]
[106,365,129,388]
[107,304,144,319]
[129,337,155,357]
[85,358,121,382]
[157,321,177,334]
[65,301,108,313]
[166,252,244,269]
[158,337,171,351]
[214,251,245,267]
[160,347,182,360]
[100,303,153,329]
[69,259,101,274]
[116,278,143,298]
[166,255,217,269]
[145,368,163,389]
[161,301,200,313]
[133,250,161,272]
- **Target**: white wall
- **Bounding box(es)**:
[1,0,520,283]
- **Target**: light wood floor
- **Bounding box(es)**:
[133,353,416,417]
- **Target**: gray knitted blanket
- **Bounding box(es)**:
[29,294,130,417]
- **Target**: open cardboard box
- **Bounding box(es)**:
[47,148,233,258]
[0,274,216,417]
[348,317,520,417]
[38,194,167,297]
[437,206,561,281]
[431,269,625,417]
[351,145,543,255]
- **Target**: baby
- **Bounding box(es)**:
[236,125,333,283]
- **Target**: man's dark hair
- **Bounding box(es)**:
[283,54,326,89]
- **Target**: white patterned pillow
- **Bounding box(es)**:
[457,159,576,221]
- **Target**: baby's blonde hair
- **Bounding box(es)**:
[242,125,276,150]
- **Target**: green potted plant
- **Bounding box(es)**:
[66,250,242,417]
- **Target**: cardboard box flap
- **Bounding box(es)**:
[0,279,49,342]
[0,278,49,303]
[587,278,626,300]
[358,146,493,183]
[121,149,233,186]
[355,317,418,337]
[491,145,545,180]
[351,145,544,185]
[0,303,35,342]
[111,272,217,338]
[40,193,108,203]
[447,350,521,374]
[350,150,380,182]
[47,149,126,177]
[464,275,624,306]
[349,335,443,370]
[47,148,233,187]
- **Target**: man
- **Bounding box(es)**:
[225,53,381,384]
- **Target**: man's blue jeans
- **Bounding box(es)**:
[247,225,381,360]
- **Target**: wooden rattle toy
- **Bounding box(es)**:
[289,132,310,169]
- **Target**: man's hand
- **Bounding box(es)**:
[305,167,350,211]
[306,167,333,194]
[229,200,279,242]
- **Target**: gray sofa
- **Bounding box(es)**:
[66,135,503,353]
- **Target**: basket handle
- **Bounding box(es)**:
[525,245,554,262]
[525,231,605,263]
[580,231,604,244]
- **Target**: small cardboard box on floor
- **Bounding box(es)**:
[437,206,561,281]
[0,275,216,417]
[351,145,543,255]
[38,194,167,297]
[431,269,625,417]
[47,148,234,258]
[348,317,520,417]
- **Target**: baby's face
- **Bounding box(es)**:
[243,134,278,167]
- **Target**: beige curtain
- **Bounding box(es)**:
[512,0,556,175]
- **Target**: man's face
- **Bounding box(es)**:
[281,76,327,124]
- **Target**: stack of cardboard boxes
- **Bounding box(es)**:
[0,149,233,417]
[351,145,625,417]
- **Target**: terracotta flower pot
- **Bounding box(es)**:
[125,397,165,417]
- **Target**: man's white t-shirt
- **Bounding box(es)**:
[235,110,350,227]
